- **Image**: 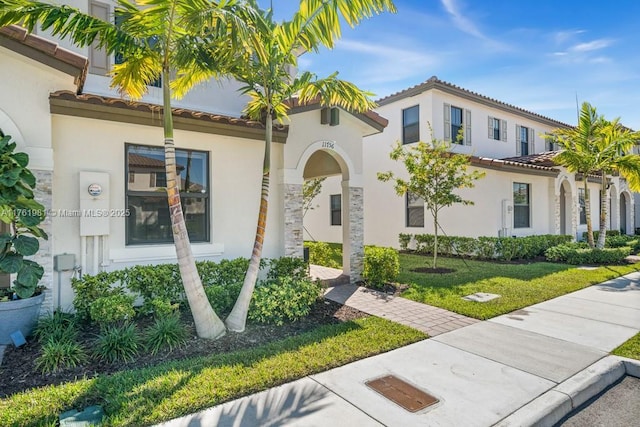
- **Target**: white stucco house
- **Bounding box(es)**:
[0,3,388,313]
[304,76,638,249]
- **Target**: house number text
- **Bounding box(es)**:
[321,140,335,150]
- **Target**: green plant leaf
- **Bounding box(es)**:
[0,233,11,248]
[12,152,29,168]
[0,168,22,187]
[0,252,23,273]
[14,235,39,256]
[0,205,14,223]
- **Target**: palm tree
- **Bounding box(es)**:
[550,102,640,248]
[218,0,396,332]
[550,102,604,248]
[591,118,640,248]
[0,0,251,339]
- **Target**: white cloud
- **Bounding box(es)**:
[570,38,614,52]
[553,29,585,44]
[440,0,485,39]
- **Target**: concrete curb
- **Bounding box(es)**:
[494,356,640,427]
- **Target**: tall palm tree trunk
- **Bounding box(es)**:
[226,110,272,332]
[584,179,595,247]
[163,68,226,339]
[596,171,608,249]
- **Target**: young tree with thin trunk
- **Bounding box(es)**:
[378,138,484,268]
[0,0,251,339]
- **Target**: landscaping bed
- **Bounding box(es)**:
[0,299,363,398]
[0,306,425,426]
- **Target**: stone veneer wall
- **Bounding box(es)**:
[283,183,304,258]
[33,170,53,315]
[348,187,364,283]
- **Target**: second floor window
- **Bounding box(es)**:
[516,125,535,156]
[402,106,420,144]
[488,116,507,141]
[444,103,471,145]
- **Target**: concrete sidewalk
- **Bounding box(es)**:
[158,272,640,427]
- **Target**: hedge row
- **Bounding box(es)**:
[545,244,632,264]
[399,233,573,261]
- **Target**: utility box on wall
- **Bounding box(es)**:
[79,171,110,236]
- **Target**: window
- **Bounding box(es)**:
[516,125,535,155]
[513,183,531,228]
[444,103,471,145]
[545,133,559,151]
[330,194,341,226]
[578,188,588,225]
[406,192,424,227]
[89,1,110,75]
[114,12,162,88]
[126,144,209,245]
[402,106,419,144]
[488,116,507,141]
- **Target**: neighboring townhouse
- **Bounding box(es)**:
[304,76,637,248]
[0,3,388,312]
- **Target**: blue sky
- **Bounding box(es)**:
[267,0,640,129]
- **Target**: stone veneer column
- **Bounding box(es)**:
[283,183,304,258]
[346,185,364,284]
[571,195,579,241]
[553,194,561,235]
[33,170,53,315]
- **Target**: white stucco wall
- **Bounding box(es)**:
[0,46,77,168]
[51,114,283,307]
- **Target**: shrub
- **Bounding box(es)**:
[248,277,322,325]
[605,235,636,248]
[204,282,242,317]
[476,237,498,259]
[198,258,250,287]
[414,234,434,254]
[451,237,477,257]
[583,230,620,241]
[304,242,340,268]
[89,293,136,325]
[145,315,188,355]
[93,322,141,363]
[35,338,87,373]
[123,263,183,315]
[266,257,308,282]
[363,246,400,289]
[71,271,125,321]
[34,312,78,343]
[149,298,180,317]
[545,243,631,264]
[398,233,412,251]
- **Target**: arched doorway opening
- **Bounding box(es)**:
[283,140,364,284]
[620,192,632,235]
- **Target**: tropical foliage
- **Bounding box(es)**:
[549,102,640,248]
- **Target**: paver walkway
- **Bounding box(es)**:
[324,284,478,336]
[310,264,478,336]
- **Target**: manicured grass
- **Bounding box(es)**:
[399,253,640,319]
[0,317,425,426]
[612,332,640,360]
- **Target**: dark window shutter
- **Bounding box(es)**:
[443,103,451,141]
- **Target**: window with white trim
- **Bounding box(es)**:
[488,116,507,141]
[402,105,420,144]
[406,192,424,227]
[578,188,588,225]
[513,183,531,228]
[444,103,471,145]
[516,125,535,155]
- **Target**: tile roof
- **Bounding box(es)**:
[0,25,88,92]
[501,151,560,167]
[469,154,559,175]
[377,76,572,129]
[50,90,289,142]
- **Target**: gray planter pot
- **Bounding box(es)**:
[0,293,45,345]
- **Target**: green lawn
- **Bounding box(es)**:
[0,317,424,426]
[399,253,640,319]
[612,332,640,360]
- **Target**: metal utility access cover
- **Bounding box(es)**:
[462,292,501,303]
[366,375,439,412]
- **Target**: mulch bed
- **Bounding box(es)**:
[0,299,365,398]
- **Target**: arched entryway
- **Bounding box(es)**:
[620,191,633,235]
[282,140,364,283]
